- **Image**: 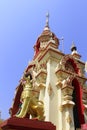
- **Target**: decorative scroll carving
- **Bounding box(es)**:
[83,88,87,105]
[65,60,75,73]
[66,114,72,124]
[33,60,47,73]
[48,83,53,96]
[56,55,81,76]
[62,76,75,87]
[61,76,75,107]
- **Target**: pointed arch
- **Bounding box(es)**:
[61,55,81,75]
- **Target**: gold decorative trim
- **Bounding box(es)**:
[59,105,63,112]
[48,83,53,96]
[66,114,72,124]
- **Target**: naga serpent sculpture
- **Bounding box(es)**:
[15,74,44,121]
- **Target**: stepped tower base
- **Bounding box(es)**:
[0,117,56,130]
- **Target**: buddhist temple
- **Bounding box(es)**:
[1,14,87,130]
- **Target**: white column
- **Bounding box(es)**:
[62,104,75,130]
[39,86,45,102]
[44,59,51,121]
[57,84,62,130]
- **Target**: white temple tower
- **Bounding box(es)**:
[10,14,87,130]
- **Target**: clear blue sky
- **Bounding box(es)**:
[0,0,87,119]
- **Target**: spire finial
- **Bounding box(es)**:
[46,12,49,28]
[72,41,75,47]
[0,111,1,119]
[71,41,77,52]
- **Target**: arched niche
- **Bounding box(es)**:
[61,55,81,75]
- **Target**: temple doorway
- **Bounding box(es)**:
[72,78,84,130]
